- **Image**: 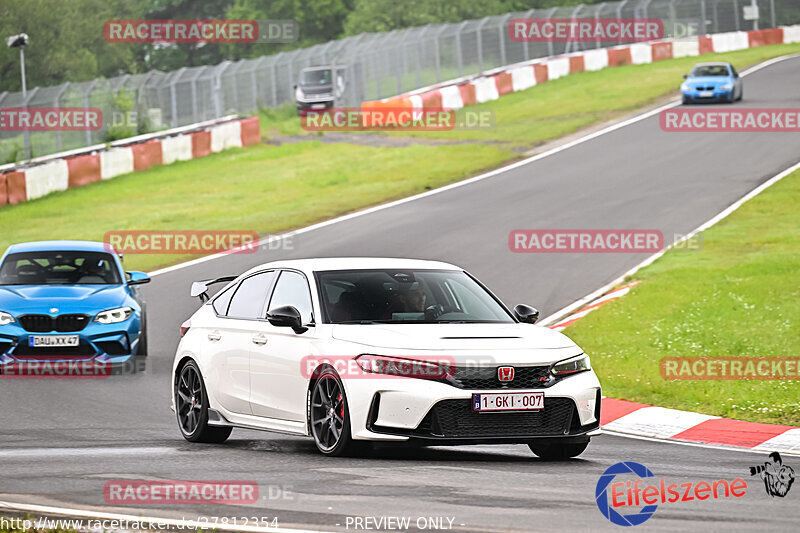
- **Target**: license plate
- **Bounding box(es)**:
[473,392,544,412]
[699,91,714,97]
[311,103,326,109]
[28,335,79,347]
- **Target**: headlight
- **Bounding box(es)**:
[551,353,591,376]
[94,307,133,324]
[354,354,453,380]
[720,83,732,91]
[680,83,690,92]
[0,311,15,326]
[295,86,304,100]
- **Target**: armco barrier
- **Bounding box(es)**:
[100,147,134,180]
[494,72,514,96]
[25,160,69,201]
[630,43,653,64]
[698,35,715,54]
[473,77,499,103]
[533,64,548,84]
[651,42,673,62]
[569,55,585,73]
[131,140,163,172]
[439,85,464,110]
[546,57,570,80]
[510,66,536,91]
[712,31,749,52]
[749,28,784,47]
[67,154,101,188]
[583,48,609,71]
[607,47,633,67]
[191,130,212,158]
[210,121,243,153]
[0,116,260,208]
[420,89,444,108]
[0,173,7,206]
[458,83,477,106]
[161,134,193,164]
[240,117,261,146]
[786,25,800,43]
[673,39,700,57]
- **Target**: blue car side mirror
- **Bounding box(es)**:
[126,271,150,286]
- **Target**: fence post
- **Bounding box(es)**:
[434,25,447,83]
[700,0,707,34]
[271,53,283,107]
[616,0,629,45]
[523,9,536,59]
[732,0,740,30]
[546,7,558,56]
[770,0,776,28]
[455,21,469,77]
[54,82,70,151]
[477,17,490,73]
[565,4,584,55]
[498,14,511,66]
[81,82,95,147]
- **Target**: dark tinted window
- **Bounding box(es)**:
[226,271,276,319]
[0,251,122,285]
[268,271,314,324]
[690,65,730,77]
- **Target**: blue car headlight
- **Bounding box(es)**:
[0,311,15,326]
[94,307,133,324]
[720,83,733,91]
[681,83,691,92]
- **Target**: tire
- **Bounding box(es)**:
[176,361,232,443]
[528,439,589,460]
[136,311,148,357]
[308,368,367,457]
[682,96,690,105]
[737,88,743,102]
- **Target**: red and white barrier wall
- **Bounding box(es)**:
[0,116,261,206]
[361,24,800,122]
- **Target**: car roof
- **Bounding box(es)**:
[4,240,114,254]
[241,257,462,276]
[692,62,731,67]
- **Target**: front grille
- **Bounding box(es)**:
[12,341,96,357]
[95,340,129,356]
[445,365,554,390]
[415,397,575,438]
[0,341,12,354]
[18,314,90,333]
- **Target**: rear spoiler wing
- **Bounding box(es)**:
[190,276,237,303]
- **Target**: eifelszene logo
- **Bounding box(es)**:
[595,461,747,526]
[750,452,795,498]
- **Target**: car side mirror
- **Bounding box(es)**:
[682,74,688,79]
[513,304,539,324]
[267,305,307,333]
[126,271,150,286]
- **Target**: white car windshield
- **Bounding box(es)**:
[317,269,515,324]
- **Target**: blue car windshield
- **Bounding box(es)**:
[0,251,122,285]
[690,65,730,77]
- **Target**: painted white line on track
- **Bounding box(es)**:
[0,501,331,533]
[147,53,800,280]
[0,447,176,458]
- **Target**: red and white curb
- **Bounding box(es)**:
[549,282,638,331]
[601,398,800,455]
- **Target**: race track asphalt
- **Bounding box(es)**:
[2,54,800,532]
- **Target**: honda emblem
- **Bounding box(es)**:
[497,366,515,382]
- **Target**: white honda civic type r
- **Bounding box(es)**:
[171,258,602,458]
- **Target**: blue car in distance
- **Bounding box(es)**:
[0,241,150,367]
[681,62,742,104]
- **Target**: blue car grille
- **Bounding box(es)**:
[17,314,91,333]
[12,341,96,357]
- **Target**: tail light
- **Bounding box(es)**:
[179,320,191,338]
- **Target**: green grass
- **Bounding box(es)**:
[564,169,800,425]
[2,43,800,274]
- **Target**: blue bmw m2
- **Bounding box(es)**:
[681,62,743,104]
[0,241,150,366]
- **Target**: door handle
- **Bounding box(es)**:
[251,334,268,345]
[207,332,221,341]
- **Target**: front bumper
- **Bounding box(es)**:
[0,316,141,365]
[344,369,602,443]
[682,88,733,103]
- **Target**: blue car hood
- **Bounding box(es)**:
[687,76,733,86]
[0,285,129,314]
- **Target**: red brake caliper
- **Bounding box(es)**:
[338,393,344,417]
